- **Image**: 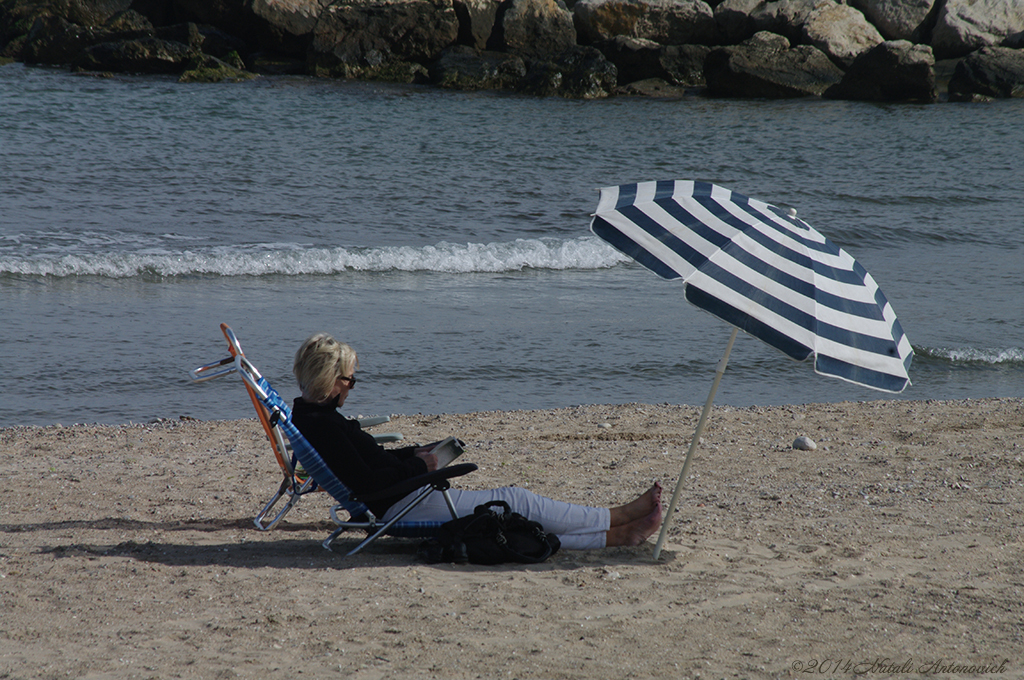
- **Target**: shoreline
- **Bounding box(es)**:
[2,398,1022,678]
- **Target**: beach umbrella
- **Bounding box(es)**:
[589,180,913,559]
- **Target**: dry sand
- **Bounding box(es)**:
[2,398,1022,679]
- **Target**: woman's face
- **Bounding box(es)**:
[328,368,356,406]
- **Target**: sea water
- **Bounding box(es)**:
[1,64,1021,427]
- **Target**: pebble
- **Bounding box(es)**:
[793,435,817,451]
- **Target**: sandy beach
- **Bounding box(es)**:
[2,398,1022,679]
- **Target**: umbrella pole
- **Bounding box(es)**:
[652,326,739,561]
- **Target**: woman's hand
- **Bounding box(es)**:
[415,450,439,472]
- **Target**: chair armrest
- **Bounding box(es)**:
[352,463,478,503]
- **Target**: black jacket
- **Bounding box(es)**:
[291,395,426,517]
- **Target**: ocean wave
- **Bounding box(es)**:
[915,346,1024,367]
[0,236,629,278]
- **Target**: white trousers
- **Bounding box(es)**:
[383,485,611,550]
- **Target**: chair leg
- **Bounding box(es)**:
[325,485,438,555]
[440,488,459,519]
[254,479,298,531]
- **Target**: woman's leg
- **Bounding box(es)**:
[383,483,662,550]
[386,486,610,535]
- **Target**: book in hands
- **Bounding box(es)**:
[429,436,465,469]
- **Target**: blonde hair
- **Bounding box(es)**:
[293,333,357,403]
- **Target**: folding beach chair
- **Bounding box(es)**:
[192,323,399,530]
[191,323,477,554]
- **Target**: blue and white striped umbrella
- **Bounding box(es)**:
[591,180,913,392]
[589,180,913,558]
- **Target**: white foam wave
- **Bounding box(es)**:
[918,346,1024,366]
[0,236,629,278]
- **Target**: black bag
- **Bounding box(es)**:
[419,501,561,565]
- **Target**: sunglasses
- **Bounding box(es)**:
[337,374,357,387]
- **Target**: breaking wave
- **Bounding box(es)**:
[0,235,628,278]
[916,346,1024,367]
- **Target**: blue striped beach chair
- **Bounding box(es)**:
[191,324,477,555]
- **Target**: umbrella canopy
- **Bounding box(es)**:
[591,180,913,392]
[589,180,913,559]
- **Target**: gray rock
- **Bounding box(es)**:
[22,11,159,65]
[824,39,936,102]
[660,42,711,85]
[64,0,134,27]
[620,76,691,95]
[714,0,761,44]
[22,15,106,64]
[518,44,618,97]
[153,22,204,51]
[429,44,527,89]
[596,35,708,85]
[948,46,1024,101]
[802,0,883,68]
[105,10,156,36]
[848,0,936,42]
[179,53,257,83]
[72,36,197,74]
[489,0,577,60]
[792,435,816,450]
[749,0,820,44]
[453,0,503,50]
[249,0,322,56]
[309,0,459,76]
[573,0,716,46]
[704,30,844,98]
[931,0,1024,60]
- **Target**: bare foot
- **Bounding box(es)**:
[609,481,662,527]
[605,503,663,547]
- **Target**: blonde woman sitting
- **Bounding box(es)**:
[290,333,662,550]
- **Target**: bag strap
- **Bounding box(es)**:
[494,526,555,563]
[475,500,511,516]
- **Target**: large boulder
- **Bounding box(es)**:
[749,0,819,44]
[824,39,936,102]
[947,46,1024,101]
[21,14,106,63]
[308,0,459,77]
[488,0,577,60]
[703,30,843,98]
[848,0,936,42]
[802,0,882,68]
[248,0,324,56]
[573,0,716,46]
[596,35,708,85]
[72,35,197,73]
[931,0,1024,59]
[428,44,526,88]
[21,11,154,64]
[453,0,502,49]
[60,0,133,27]
[518,44,617,97]
[714,0,760,44]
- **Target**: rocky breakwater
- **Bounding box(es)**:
[1,0,1022,101]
